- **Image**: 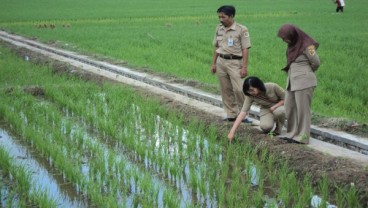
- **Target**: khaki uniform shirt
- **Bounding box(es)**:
[213,22,251,56]
[287,45,320,91]
[241,83,285,115]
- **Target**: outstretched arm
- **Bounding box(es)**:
[227,111,248,142]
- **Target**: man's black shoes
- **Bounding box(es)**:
[222,117,252,123]
[223,117,236,122]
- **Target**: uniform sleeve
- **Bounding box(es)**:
[240,96,253,112]
[240,27,251,49]
[213,25,220,47]
[305,45,320,71]
[273,84,285,100]
[213,33,217,47]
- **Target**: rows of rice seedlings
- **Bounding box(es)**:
[45,83,231,205]
[1,86,360,204]
[0,128,86,207]
[0,90,184,207]
[0,145,57,207]
[0,46,362,206]
[45,82,361,207]
[46,84,215,206]
[0,151,23,207]
[0,175,20,207]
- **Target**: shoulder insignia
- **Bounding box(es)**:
[307,45,316,56]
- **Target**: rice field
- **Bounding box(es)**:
[0,0,367,207]
[0,42,363,207]
[0,0,367,123]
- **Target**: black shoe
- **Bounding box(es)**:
[223,117,252,123]
[287,139,303,144]
[242,118,252,123]
[278,136,291,141]
[223,117,236,122]
[278,136,302,144]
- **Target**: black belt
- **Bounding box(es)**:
[219,54,243,60]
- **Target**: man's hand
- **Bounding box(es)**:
[211,64,217,74]
[240,67,247,78]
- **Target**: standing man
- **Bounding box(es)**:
[211,5,252,122]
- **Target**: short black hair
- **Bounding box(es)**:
[243,76,266,96]
[217,5,236,17]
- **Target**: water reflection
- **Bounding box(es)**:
[0,128,87,207]
[0,175,20,207]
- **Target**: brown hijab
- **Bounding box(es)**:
[278,24,319,71]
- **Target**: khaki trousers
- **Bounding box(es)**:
[284,87,314,143]
[260,106,285,134]
[216,57,245,118]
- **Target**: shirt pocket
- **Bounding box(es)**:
[216,36,223,45]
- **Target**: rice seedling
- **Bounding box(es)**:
[298,174,314,206]
[0,147,59,207]
[346,183,359,208]
[319,174,330,207]
[335,186,345,208]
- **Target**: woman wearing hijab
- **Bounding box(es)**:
[277,24,320,144]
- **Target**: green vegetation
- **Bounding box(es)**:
[0,0,367,123]
[0,147,58,207]
[0,40,363,206]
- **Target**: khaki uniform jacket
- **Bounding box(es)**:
[286,45,320,91]
[213,22,251,56]
[241,83,285,116]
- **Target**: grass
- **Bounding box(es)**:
[0,0,368,123]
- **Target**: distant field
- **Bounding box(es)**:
[1,0,367,123]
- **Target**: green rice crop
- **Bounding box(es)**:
[0,147,58,207]
[0,38,364,206]
[1,0,367,123]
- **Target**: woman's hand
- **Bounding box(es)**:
[227,112,247,143]
[227,131,235,142]
[270,100,284,113]
[269,106,276,113]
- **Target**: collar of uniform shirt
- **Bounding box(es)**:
[220,21,237,31]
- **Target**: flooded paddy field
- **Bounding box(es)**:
[0,127,87,207]
[0,43,367,207]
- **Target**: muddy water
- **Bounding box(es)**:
[0,174,20,207]
[60,114,176,207]
[69,104,264,207]
[2,100,263,207]
[0,128,87,207]
[64,103,221,207]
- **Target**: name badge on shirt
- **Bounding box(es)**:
[227,38,234,46]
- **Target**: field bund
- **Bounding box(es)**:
[1,30,367,166]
